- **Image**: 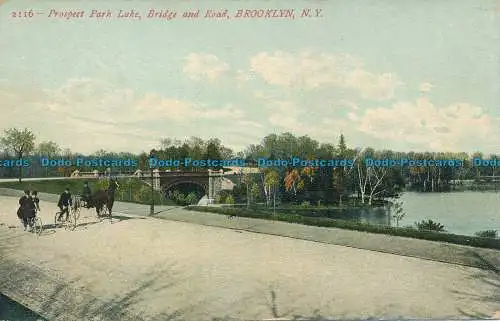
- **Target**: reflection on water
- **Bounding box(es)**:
[277,191,500,236]
[0,293,47,321]
[343,191,499,236]
[397,191,500,236]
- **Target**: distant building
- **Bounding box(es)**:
[223,166,260,175]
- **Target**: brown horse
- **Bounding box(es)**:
[92,189,115,219]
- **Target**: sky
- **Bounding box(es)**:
[0,0,499,155]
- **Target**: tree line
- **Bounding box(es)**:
[0,128,498,206]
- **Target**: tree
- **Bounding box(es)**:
[243,173,254,208]
[0,128,36,182]
[391,198,406,228]
[284,169,304,201]
[335,133,348,206]
[36,141,61,157]
[204,138,222,170]
[353,148,369,204]
[36,141,61,177]
[264,168,280,216]
[367,167,388,205]
[250,183,260,203]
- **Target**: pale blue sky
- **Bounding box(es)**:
[1,0,499,154]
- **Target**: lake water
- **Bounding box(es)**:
[275,191,499,236]
[395,191,500,236]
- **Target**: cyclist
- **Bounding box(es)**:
[17,190,31,229]
[81,182,92,208]
[31,190,41,212]
[24,192,38,231]
[57,187,73,222]
[17,190,29,218]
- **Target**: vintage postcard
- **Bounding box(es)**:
[0,0,499,320]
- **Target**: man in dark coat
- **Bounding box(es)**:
[81,182,92,208]
[57,188,72,221]
[18,190,35,230]
[17,190,30,228]
[31,191,41,212]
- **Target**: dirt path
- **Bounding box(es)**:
[0,196,498,320]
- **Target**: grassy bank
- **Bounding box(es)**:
[186,206,500,250]
[0,178,176,206]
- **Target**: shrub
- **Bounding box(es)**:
[415,219,446,232]
[171,190,187,205]
[185,192,198,205]
[225,195,235,204]
[474,230,498,238]
[184,206,500,250]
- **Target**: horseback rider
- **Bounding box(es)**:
[57,187,73,221]
[107,177,119,197]
[81,182,92,208]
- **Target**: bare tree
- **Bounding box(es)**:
[367,167,388,205]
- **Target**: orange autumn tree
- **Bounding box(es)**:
[302,166,317,183]
[284,166,316,201]
[284,169,304,196]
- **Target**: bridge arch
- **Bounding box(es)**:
[163,180,208,196]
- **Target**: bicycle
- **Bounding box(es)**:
[27,214,43,236]
[96,203,111,222]
[54,203,79,231]
[21,209,43,236]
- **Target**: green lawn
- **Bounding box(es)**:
[0,178,176,206]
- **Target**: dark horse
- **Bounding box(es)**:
[92,188,116,219]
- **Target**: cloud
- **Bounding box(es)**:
[249,51,403,100]
[344,68,401,100]
[256,95,351,142]
[419,82,434,93]
[183,53,230,81]
[353,97,499,152]
[339,100,359,110]
[0,79,248,153]
[235,69,255,85]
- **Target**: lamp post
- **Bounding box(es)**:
[149,149,156,216]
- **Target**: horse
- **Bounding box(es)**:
[91,189,115,219]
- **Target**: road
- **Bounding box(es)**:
[0,177,73,182]
[0,195,498,320]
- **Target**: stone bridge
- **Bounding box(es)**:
[140,170,225,200]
